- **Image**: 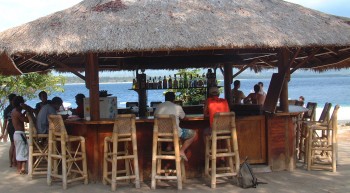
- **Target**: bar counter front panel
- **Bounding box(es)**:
[65,114,267,182]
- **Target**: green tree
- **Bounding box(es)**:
[0,73,66,115]
[167,69,207,105]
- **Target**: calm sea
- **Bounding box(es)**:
[24,76,350,120]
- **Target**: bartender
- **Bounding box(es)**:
[72,93,85,118]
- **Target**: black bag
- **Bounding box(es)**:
[236,158,259,188]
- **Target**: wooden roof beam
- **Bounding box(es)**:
[28,59,49,66]
[291,48,320,74]
[310,53,350,69]
[48,56,86,81]
[13,54,37,67]
[232,59,258,79]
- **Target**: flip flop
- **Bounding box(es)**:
[19,170,27,175]
[180,154,188,162]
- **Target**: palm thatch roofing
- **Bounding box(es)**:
[0,0,350,75]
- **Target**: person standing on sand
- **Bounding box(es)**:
[11,96,29,174]
[1,94,17,167]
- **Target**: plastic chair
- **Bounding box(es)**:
[27,111,49,178]
[205,112,240,188]
[151,114,185,190]
[47,115,88,189]
[307,105,340,172]
[102,114,140,191]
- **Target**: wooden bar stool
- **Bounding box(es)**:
[47,115,88,189]
[297,102,317,160]
[299,102,331,163]
[205,112,240,188]
[102,114,140,191]
[151,114,185,190]
[307,105,340,172]
[27,111,49,178]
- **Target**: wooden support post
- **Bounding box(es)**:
[223,63,233,103]
[85,53,100,120]
[136,71,147,117]
[278,48,291,112]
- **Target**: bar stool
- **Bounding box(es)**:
[27,111,49,178]
[297,102,317,160]
[299,102,331,163]
[47,115,88,189]
[307,105,340,172]
[151,114,185,190]
[102,114,140,191]
[205,112,240,188]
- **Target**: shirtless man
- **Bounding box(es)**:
[11,96,29,174]
[231,80,246,104]
[244,84,266,105]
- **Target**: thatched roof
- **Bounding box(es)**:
[0,0,350,74]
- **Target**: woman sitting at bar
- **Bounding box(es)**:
[244,84,265,105]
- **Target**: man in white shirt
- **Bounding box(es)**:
[154,92,197,161]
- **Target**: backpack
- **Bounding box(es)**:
[236,158,259,188]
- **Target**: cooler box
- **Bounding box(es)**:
[84,97,118,119]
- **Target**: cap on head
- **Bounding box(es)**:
[209,87,219,96]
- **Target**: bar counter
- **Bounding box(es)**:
[65,106,306,182]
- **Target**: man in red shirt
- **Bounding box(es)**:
[203,87,230,166]
[203,87,230,129]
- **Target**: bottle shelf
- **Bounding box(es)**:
[129,87,206,91]
[129,86,222,91]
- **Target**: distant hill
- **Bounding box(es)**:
[60,69,349,83]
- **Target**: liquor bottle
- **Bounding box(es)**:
[147,77,151,89]
[173,74,178,89]
[158,76,162,89]
[179,74,183,89]
[183,73,188,88]
[189,74,193,87]
[152,77,156,89]
[132,78,137,89]
[193,74,198,87]
[202,73,207,87]
[163,76,167,89]
[168,75,172,89]
[197,74,203,87]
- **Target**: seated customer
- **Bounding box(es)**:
[36,97,64,134]
[203,87,230,134]
[154,92,197,161]
[35,91,51,115]
[72,93,85,118]
[231,80,246,104]
[244,84,265,105]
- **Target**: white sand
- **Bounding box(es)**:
[316,106,350,123]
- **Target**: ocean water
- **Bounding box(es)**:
[25,76,350,120]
